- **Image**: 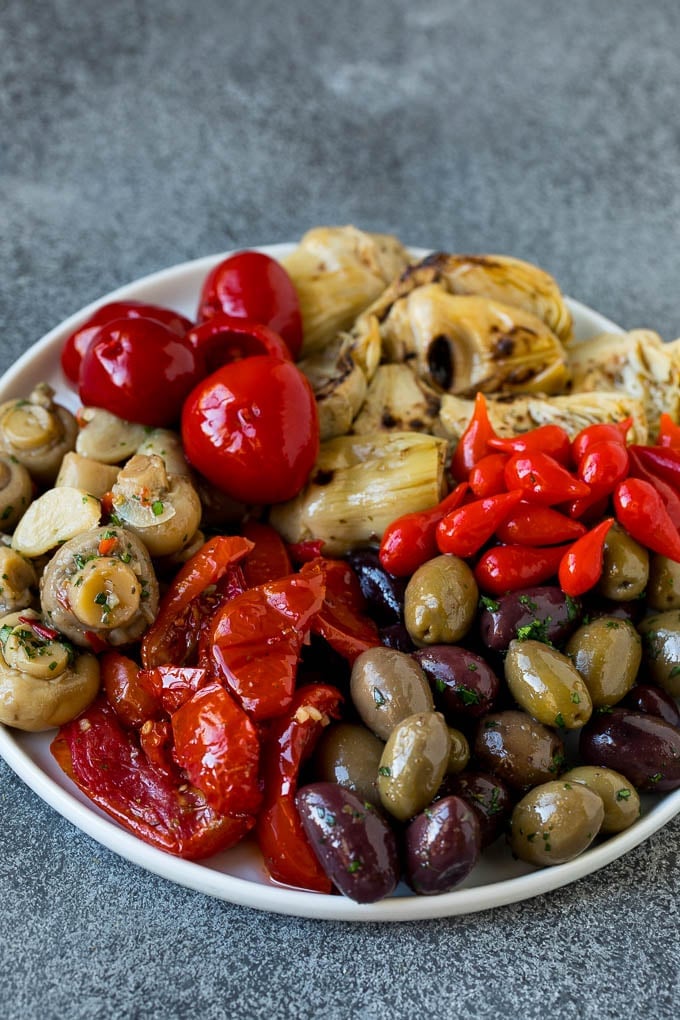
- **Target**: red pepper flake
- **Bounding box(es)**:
[18,616,60,642]
[98,536,118,556]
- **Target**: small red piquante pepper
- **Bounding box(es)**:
[504,451,590,505]
[256,684,343,892]
[450,393,497,480]
[576,440,630,497]
[629,445,680,493]
[300,557,381,664]
[657,413,680,449]
[488,424,571,466]
[436,490,524,559]
[378,483,468,577]
[627,449,680,531]
[495,505,587,546]
[558,517,615,597]
[571,418,632,462]
[614,478,680,562]
[468,453,509,498]
[474,543,571,596]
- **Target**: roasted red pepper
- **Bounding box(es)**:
[436,490,523,559]
[378,483,468,577]
[240,520,293,587]
[256,684,343,892]
[138,664,209,715]
[468,453,509,498]
[450,393,497,480]
[51,697,255,860]
[300,557,381,664]
[558,518,615,597]
[495,504,587,546]
[614,478,680,562]
[101,650,162,728]
[474,543,571,596]
[504,451,590,505]
[488,424,571,465]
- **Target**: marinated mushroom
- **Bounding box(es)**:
[0,546,38,614]
[39,525,159,647]
[0,609,100,731]
[0,383,77,485]
[55,452,119,499]
[109,454,202,557]
[135,429,192,477]
[0,455,33,531]
[12,487,102,558]
[75,407,148,464]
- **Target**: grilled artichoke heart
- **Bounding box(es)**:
[437,391,648,445]
[566,330,680,438]
[376,284,569,397]
[281,225,411,356]
[269,431,447,556]
[354,251,573,344]
[298,336,367,441]
[352,365,441,435]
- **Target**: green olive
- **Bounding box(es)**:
[404,554,478,646]
[638,610,680,696]
[378,711,450,822]
[561,766,640,834]
[350,647,433,740]
[509,780,604,866]
[311,723,384,807]
[647,555,680,611]
[597,523,649,602]
[564,617,641,707]
[504,639,592,730]
[446,726,470,775]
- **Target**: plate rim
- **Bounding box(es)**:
[1,244,677,923]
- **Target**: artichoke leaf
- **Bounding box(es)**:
[352,364,441,435]
[298,336,367,442]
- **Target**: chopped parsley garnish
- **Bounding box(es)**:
[152,500,165,516]
[346,861,362,874]
[518,594,538,612]
[480,595,500,613]
[554,712,565,728]
[616,789,632,801]
[570,691,581,704]
[669,664,680,678]
[466,661,478,672]
[435,678,447,694]
[565,595,580,622]
[0,624,12,643]
[378,766,391,777]
[1,505,14,520]
[516,617,552,644]
[458,685,481,706]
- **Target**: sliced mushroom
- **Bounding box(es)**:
[75,407,149,464]
[0,455,33,531]
[40,525,159,647]
[0,383,78,485]
[109,454,202,557]
[0,609,100,731]
[0,547,38,614]
[12,487,101,557]
[135,429,191,476]
[56,452,120,498]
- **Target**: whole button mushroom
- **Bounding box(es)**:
[0,383,77,485]
[378,711,451,822]
[404,555,478,646]
[0,455,33,532]
[0,547,37,615]
[350,646,433,740]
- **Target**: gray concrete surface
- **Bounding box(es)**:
[2,1,680,1017]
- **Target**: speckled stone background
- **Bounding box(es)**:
[2,1,680,1017]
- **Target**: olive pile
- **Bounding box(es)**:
[295,532,680,903]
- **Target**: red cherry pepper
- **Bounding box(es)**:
[468,453,509,498]
[627,449,680,531]
[436,490,524,559]
[300,557,381,664]
[495,505,587,546]
[571,418,632,462]
[488,424,571,466]
[185,314,292,374]
[504,451,590,505]
[378,483,468,577]
[657,413,680,449]
[256,684,343,892]
[558,517,615,597]
[577,440,630,497]
[474,543,571,596]
[614,478,680,562]
[450,393,497,480]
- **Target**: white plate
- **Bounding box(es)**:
[1,244,679,922]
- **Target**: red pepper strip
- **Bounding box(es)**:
[141,535,254,668]
[51,697,255,860]
[101,651,163,728]
[172,680,262,817]
[558,518,615,597]
[300,557,381,664]
[207,570,326,721]
[577,440,630,497]
[495,505,587,546]
[139,719,177,777]
[138,665,209,715]
[378,483,469,577]
[84,630,109,654]
[287,538,325,563]
[17,616,60,642]
[614,478,680,563]
[630,445,680,492]
[504,451,590,505]
[657,413,680,449]
[185,314,292,373]
[474,543,571,596]
[436,490,524,558]
[256,684,342,892]
[450,393,498,480]
[571,418,632,462]
[468,453,509,498]
[627,449,680,530]
[488,424,571,466]
[240,520,293,587]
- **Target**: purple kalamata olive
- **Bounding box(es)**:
[379,623,417,652]
[405,795,481,894]
[414,645,500,721]
[474,710,565,791]
[625,685,680,728]
[346,549,407,624]
[579,708,680,791]
[441,770,514,847]
[479,586,581,652]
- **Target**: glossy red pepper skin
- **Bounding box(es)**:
[504,451,590,505]
[207,570,326,721]
[51,697,255,860]
[468,453,509,498]
[171,680,262,817]
[240,520,293,587]
[627,449,680,530]
[436,491,524,558]
[138,665,209,715]
[576,440,630,497]
[614,478,680,562]
[488,424,571,466]
[571,418,632,462]
[185,314,292,374]
[630,446,680,492]
[495,505,587,546]
[101,651,162,728]
[558,518,615,597]
[141,536,253,668]
[474,543,571,596]
[450,394,497,480]
[657,414,680,449]
[300,557,381,664]
[563,491,611,523]
[378,483,468,577]
[256,684,343,892]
